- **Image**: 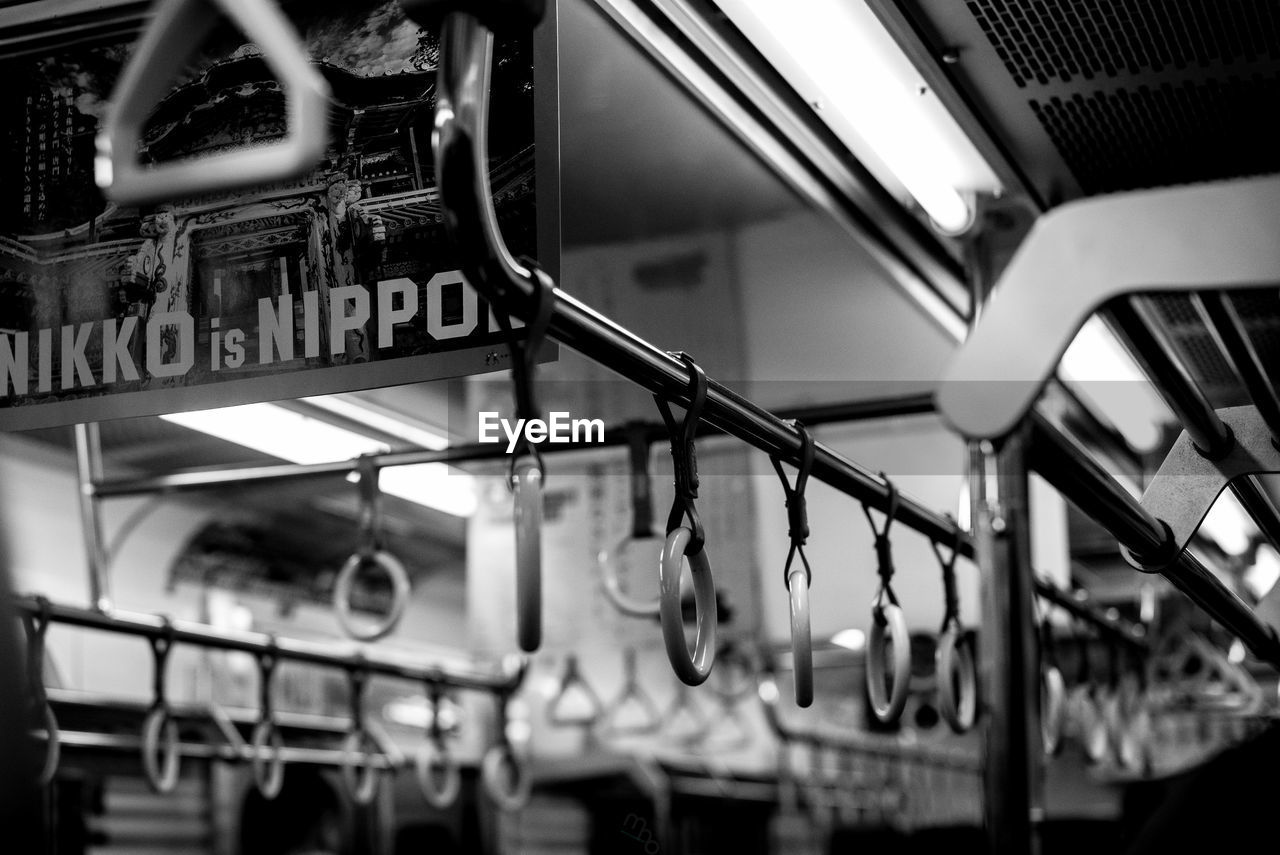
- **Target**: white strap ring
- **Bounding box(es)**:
[333,550,411,642]
[1041,665,1067,757]
[340,729,381,806]
[598,535,663,618]
[936,624,978,733]
[35,703,61,787]
[512,458,544,652]
[866,602,911,724]
[415,739,462,809]
[141,704,181,794]
[658,527,717,687]
[788,569,813,708]
[482,744,532,812]
[250,718,286,800]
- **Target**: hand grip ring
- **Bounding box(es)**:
[659,527,717,686]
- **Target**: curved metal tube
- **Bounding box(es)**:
[435,15,531,299]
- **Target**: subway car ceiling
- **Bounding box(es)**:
[4,1,1280,537]
[6,2,1280,854]
[5,0,1279,443]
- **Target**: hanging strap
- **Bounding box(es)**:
[425,678,448,744]
[492,260,555,468]
[492,684,515,751]
[931,520,963,628]
[654,352,708,555]
[862,475,901,606]
[257,638,278,723]
[547,653,603,726]
[348,661,369,732]
[149,618,175,711]
[355,455,382,557]
[22,596,52,712]
[625,422,655,540]
[770,421,814,590]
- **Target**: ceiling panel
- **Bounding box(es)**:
[900,0,1280,203]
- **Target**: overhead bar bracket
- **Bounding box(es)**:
[1126,406,1280,574]
[938,175,1280,440]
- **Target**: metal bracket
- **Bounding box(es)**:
[1124,406,1280,572]
[937,174,1280,440]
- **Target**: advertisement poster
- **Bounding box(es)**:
[0,0,556,431]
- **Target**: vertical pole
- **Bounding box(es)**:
[971,432,1040,854]
[73,423,111,614]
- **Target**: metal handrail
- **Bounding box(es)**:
[89,397,936,498]
[11,595,526,694]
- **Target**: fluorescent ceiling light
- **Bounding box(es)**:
[380,462,476,518]
[1060,316,1170,453]
[161,403,476,517]
[831,627,867,652]
[1227,638,1246,665]
[301,395,449,450]
[383,693,462,730]
[163,403,385,464]
[716,0,999,233]
[1200,491,1253,557]
[757,677,780,703]
[1245,543,1280,600]
[956,476,971,533]
[1061,318,1148,384]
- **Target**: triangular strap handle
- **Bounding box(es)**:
[96,0,331,205]
[546,654,603,727]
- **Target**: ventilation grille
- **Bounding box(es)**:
[966,0,1280,87]
[958,0,1280,195]
[1148,293,1280,405]
[1029,75,1280,194]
